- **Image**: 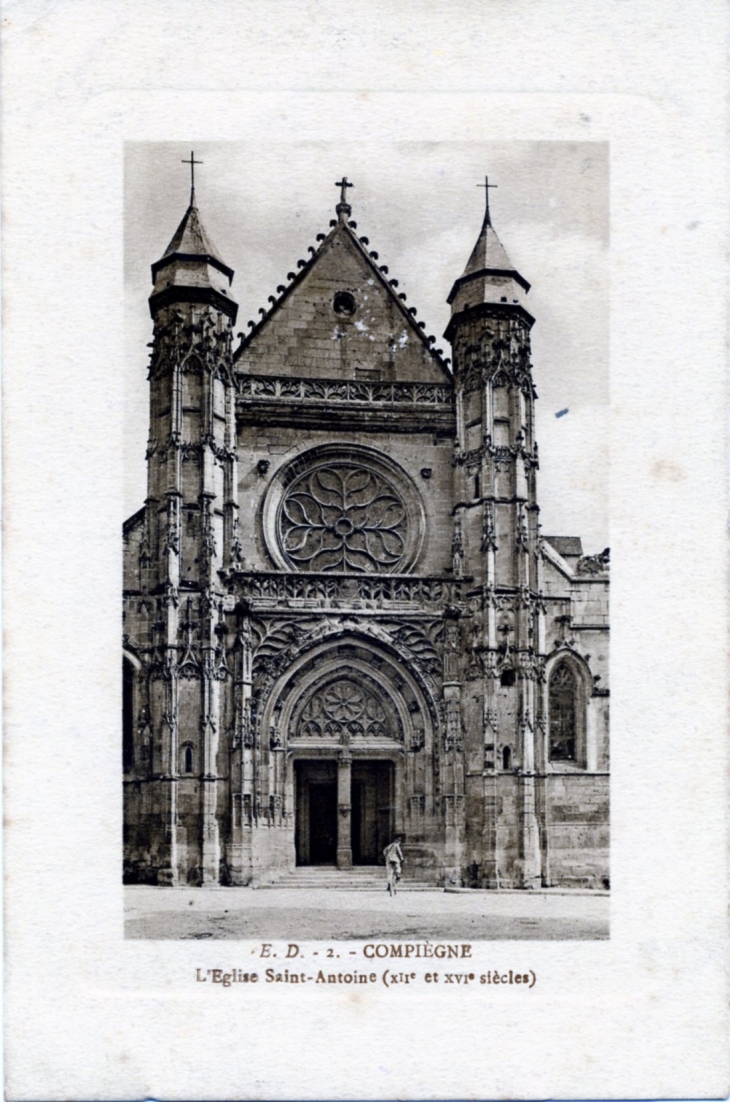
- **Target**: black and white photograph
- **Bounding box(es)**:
[122,141,610,941]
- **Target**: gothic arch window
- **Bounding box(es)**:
[502,745,512,771]
[181,743,194,774]
[263,445,425,574]
[549,662,580,763]
[213,376,226,417]
[492,379,511,447]
[492,379,510,418]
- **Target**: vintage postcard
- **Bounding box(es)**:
[3,2,728,1099]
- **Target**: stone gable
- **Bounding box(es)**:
[236,225,448,383]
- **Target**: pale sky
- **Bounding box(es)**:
[125,141,608,549]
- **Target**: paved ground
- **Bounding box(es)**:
[125,886,609,941]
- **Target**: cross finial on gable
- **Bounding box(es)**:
[335,176,354,223]
[335,176,354,204]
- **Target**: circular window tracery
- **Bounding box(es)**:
[296,677,392,740]
[263,445,425,575]
[278,463,408,573]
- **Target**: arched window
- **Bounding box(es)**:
[549,663,578,762]
[502,745,512,771]
[122,657,135,772]
[181,744,194,775]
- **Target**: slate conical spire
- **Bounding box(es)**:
[446,178,531,326]
[151,200,234,285]
[149,164,236,320]
[157,202,230,274]
[461,209,515,279]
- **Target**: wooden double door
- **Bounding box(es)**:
[295,759,393,866]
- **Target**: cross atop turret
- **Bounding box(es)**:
[444,179,531,339]
[182,150,203,203]
[477,176,498,226]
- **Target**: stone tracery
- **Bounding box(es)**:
[123,174,610,893]
[278,463,408,573]
[296,677,391,739]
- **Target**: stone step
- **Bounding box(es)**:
[262,882,438,891]
[262,866,440,890]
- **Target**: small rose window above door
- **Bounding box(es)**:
[296,678,392,740]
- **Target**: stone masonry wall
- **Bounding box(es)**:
[235,423,455,577]
[237,229,448,384]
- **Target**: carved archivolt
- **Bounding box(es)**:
[254,629,440,752]
[284,657,408,746]
[250,616,443,696]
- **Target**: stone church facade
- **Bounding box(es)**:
[123,175,610,889]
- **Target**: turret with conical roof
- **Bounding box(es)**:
[446,179,542,890]
[135,160,240,886]
[445,179,532,341]
[149,189,237,320]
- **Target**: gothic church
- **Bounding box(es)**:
[123,172,610,889]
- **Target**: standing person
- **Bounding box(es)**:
[383,835,404,896]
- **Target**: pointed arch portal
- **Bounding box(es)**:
[259,631,434,869]
[287,665,404,868]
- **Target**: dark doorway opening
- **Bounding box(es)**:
[309,784,337,864]
[295,760,337,866]
[352,760,393,865]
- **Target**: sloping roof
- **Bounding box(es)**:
[123,506,145,538]
[544,536,584,557]
[164,202,223,262]
[462,216,515,279]
[447,208,531,307]
[152,201,233,281]
[233,216,450,379]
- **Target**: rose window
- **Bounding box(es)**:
[323,681,366,722]
[296,679,390,739]
[278,463,408,573]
